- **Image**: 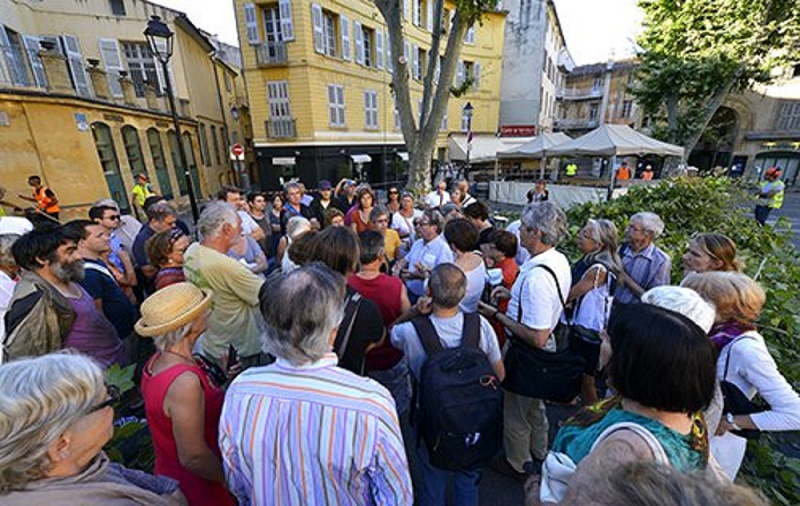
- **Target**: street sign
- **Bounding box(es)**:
[230,143,245,161]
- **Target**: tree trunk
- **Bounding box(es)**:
[681,73,740,157]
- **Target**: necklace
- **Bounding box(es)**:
[163,350,195,364]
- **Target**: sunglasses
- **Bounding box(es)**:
[89,384,121,414]
[169,228,185,242]
[388,190,399,194]
[105,215,121,221]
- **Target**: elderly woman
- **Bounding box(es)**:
[567,219,622,405]
[682,232,742,276]
[219,264,412,505]
[146,228,190,290]
[539,303,719,504]
[137,283,235,506]
[0,353,184,505]
[349,185,377,234]
[391,192,422,251]
[443,218,486,313]
[277,216,311,274]
[614,212,672,304]
[682,272,800,480]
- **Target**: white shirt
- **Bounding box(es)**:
[238,210,259,235]
[711,332,800,479]
[0,270,16,345]
[391,312,501,379]
[506,220,531,266]
[0,217,33,235]
[404,234,454,297]
[391,209,422,242]
[424,190,451,208]
[459,262,487,313]
[506,247,571,352]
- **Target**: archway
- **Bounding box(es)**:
[688,106,739,170]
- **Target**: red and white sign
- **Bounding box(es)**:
[230,143,245,160]
[500,125,537,137]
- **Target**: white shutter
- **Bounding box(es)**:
[375,29,383,69]
[278,0,294,41]
[403,0,410,21]
[244,3,261,44]
[58,35,91,97]
[327,84,337,125]
[341,15,351,61]
[456,60,464,86]
[22,36,47,88]
[426,0,433,31]
[385,32,393,72]
[411,44,419,80]
[0,29,11,85]
[311,4,324,54]
[99,38,123,97]
[336,85,345,125]
[364,90,370,127]
[473,62,481,90]
[412,0,420,26]
[465,24,475,44]
[354,21,364,65]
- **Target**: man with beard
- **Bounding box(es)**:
[2,224,124,367]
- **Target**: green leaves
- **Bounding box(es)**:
[104,363,136,393]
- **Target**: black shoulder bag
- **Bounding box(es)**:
[501,265,586,403]
[719,333,769,440]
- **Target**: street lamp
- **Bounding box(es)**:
[144,15,199,223]
[463,102,474,178]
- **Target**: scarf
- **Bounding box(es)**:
[709,321,756,353]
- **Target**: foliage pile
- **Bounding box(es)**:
[564,177,800,503]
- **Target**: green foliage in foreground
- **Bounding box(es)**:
[565,177,800,504]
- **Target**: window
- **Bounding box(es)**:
[167,130,187,196]
[121,126,146,175]
[182,132,202,197]
[414,46,425,80]
[147,128,173,199]
[364,90,378,129]
[776,101,800,131]
[621,100,633,118]
[361,26,373,67]
[224,72,232,92]
[109,0,126,16]
[262,6,285,60]
[312,4,339,57]
[198,123,210,166]
[268,80,292,118]
[0,27,31,87]
[91,122,130,212]
[323,12,337,57]
[121,42,158,97]
[461,60,480,90]
[589,103,600,121]
[465,24,475,44]
[592,76,603,91]
[327,84,346,127]
[461,107,471,132]
[210,125,221,165]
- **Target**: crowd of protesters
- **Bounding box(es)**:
[0,174,797,506]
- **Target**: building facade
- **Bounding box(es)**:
[234,0,506,190]
[499,0,571,137]
[555,59,640,137]
[0,0,247,220]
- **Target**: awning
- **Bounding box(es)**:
[272,156,296,166]
[350,154,372,164]
[448,134,536,164]
[397,152,409,161]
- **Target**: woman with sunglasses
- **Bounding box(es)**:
[146,228,190,291]
[386,187,401,215]
[137,283,235,505]
[0,352,185,505]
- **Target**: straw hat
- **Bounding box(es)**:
[135,282,213,337]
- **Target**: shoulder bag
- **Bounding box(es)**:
[719,333,769,439]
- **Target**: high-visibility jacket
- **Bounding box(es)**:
[34,186,59,213]
[760,180,785,209]
[565,164,577,176]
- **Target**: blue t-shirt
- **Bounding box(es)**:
[79,258,138,339]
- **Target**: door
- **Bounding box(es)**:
[92,122,131,213]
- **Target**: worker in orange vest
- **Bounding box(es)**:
[616,161,632,180]
[18,175,60,224]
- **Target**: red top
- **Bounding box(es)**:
[491,257,520,348]
[348,273,404,371]
[141,354,234,506]
[349,208,372,233]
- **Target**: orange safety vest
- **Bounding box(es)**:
[34,186,60,213]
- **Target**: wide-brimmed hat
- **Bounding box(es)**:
[135,282,213,337]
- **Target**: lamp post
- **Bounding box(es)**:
[463,102,474,179]
[144,15,199,223]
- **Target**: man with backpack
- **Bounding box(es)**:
[391,263,504,506]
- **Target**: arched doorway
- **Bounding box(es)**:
[91,122,131,213]
[689,106,739,170]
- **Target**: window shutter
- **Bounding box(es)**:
[311,4,324,54]
[354,21,364,65]
[375,29,383,69]
[465,24,475,44]
[403,0,410,21]
[341,15,351,61]
[58,35,91,97]
[473,62,481,90]
[385,32,393,72]
[411,44,419,80]
[456,60,464,86]
[337,85,345,125]
[327,84,337,125]
[426,0,433,31]
[364,90,370,127]
[244,3,261,44]
[98,38,124,97]
[152,38,173,95]
[278,0,294,41]
[22,36,47,88]
[412,0,420,26]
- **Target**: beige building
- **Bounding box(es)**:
[0,0,249,220]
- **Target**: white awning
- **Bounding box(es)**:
[272,157,296,166]
[397,152,409,161]
[448,134,536,163]
[350,154,372,164]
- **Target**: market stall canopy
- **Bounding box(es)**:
[498,132,572,158]
[448,133,535,164]
[546,124,684,157]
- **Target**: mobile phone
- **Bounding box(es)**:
[227,344,238,371]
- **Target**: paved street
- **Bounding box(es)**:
[769,188,800,247]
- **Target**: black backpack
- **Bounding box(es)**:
[410,312,503,471]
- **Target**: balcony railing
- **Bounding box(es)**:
[266,117,296,139]
[556,87,603,101]
[256,42,288,66]
[555,118,599,130]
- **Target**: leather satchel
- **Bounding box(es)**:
[502,264,586,403]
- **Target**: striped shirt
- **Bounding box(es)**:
[615,242,672,304]
[219,353,413,506]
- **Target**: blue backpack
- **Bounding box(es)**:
[411,312,503,471]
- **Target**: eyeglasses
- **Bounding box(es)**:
[106,215,121,221]
[388,190,399,194]
[169,228,185,242]
[419,221,433,227]
[89,384,121,414]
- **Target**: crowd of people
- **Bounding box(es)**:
[0,175,797,505]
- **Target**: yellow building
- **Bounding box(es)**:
[234,0,506,189]
[0,0,249,220]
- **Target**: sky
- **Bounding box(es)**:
[157,0,644,65]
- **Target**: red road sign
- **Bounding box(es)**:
[231,143,244,157]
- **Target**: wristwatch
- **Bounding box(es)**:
[726,413,742,431]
